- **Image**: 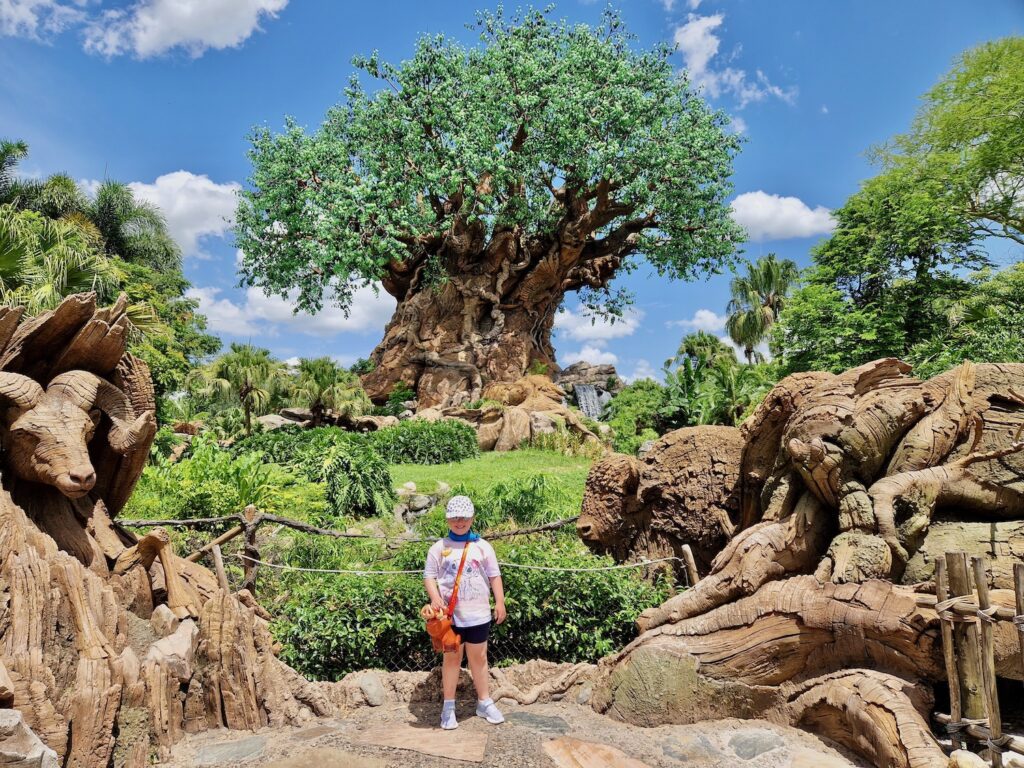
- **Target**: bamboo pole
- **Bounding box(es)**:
[936,557,965,751]
[1015,563,1024,696]
[185,525,244,562]
[972,557,1003,768]
[946,552,986,723]
[211,545,230,591]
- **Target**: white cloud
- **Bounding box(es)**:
[0,0,85,38]
[82,0,287,58]
[687,0,702,7]
[667,308,727,332]
[820,105,829,115]
[729,116,748,135]
[124,171,240,259]
[730,190,835,242]
[674,14,795,108]
[661,0,676,10]
[186,283,396,340]
[622,359,660,383]
[562,345,619,366]
[554,305,643,342]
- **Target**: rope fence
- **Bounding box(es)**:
[119,506,698,675]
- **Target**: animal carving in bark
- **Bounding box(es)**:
[583,359,1024,768]
[235,11,742,407]
[0,293,339,767]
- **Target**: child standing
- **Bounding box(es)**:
[423,495,507,730]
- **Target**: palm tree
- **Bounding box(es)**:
[187,343,286,436]
[0,140,29,205]
[673,330,737,367]
[725,254,800,364]
[697,358,770,425]
[0,204,119,312]
[89,180,181,273]
[291,357,371,426]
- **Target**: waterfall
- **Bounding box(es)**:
[574,384,603,420]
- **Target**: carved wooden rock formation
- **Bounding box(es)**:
[584,360,1024,768]
[0,294,339,766]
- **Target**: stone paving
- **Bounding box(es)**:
[166,700,867,768]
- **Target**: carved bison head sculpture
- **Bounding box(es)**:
[0,370,156,498]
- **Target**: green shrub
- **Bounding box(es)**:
[126,435,326,521]
[369,419,479,465]
[149,425,185,462]
[273,535,669,680]
[379,381,415,416]
[228,426,394,518]
[603,379,668,454]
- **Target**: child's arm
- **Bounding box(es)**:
[490,575,506,624]
[424,578,445,611]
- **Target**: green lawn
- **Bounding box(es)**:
[389,448,592,499]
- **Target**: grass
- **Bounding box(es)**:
[389,448,593,500]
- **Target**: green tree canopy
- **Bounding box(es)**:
[237,8,741,318]
[725,253,799,364]
[188,343,287,436]
[291,357,372,425]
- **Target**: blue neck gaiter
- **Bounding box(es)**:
[448,529,479,542]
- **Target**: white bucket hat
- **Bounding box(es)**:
[445,495,475,519]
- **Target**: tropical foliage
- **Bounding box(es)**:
[725,254,799,364]
[187,343,287,436]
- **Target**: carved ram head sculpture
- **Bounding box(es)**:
[0,369,156,498]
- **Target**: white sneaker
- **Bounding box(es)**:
[476,699,504,724]
[441,707,458,730]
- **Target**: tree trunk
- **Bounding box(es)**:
[360,270,560,408]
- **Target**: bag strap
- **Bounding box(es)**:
[446,543,472,619]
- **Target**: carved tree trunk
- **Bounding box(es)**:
[584,360,1024,768]
[361,272,560,408]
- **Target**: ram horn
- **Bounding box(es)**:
[0,372,44,410]
[48,371,156,453]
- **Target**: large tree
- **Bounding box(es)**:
[237,9,741,407]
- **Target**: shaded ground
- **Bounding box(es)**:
[161,699,867,768]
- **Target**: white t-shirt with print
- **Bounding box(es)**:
[424,537,501,627]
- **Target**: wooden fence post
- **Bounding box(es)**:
[972,557,1003,768]
[1015,563,1024,696]
[936,558,965,751]
[946,552,986,724]
[241,504,260,596]
[211,544,230,592]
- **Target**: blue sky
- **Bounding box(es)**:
[2,0,1022,381]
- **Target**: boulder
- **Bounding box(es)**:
[555,361,623,394]
[256,413,298,431]
[530,411,559,436]
[150,604,180,637]
[280,407,314,422]
[0,710,58,768]
[494,406,531,451]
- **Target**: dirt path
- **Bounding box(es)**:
[162,699,867,768]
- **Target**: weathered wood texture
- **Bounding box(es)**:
[587,359,1024,768]
[0,294,341,766]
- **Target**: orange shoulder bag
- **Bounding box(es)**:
[425,543,471,654]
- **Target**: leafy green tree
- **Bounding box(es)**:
[237,8,742,406]
[291,357,371,425]
[89,180,181,274]
[908,263,1024,377]
[603,378,668,454]
[188,343,287,436]
[879,37,1023,245]
[695,358,772,426]
[725,254,799,364]
[667,329,736,369]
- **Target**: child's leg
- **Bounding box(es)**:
[442,643,465,700]
[464,641,490,701]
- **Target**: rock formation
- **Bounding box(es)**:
[583,360,1024,768]
[419,374,600,451]
[0,294,339,767]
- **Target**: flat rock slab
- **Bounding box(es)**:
[291,724,344,742]
[265,747,389,768]
[505,712,570,735]
[728,729,785,760]
[352,723,488,763]
[195,735,267,766]
[543,737,653,768]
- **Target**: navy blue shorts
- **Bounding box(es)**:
[453,621,491,645]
